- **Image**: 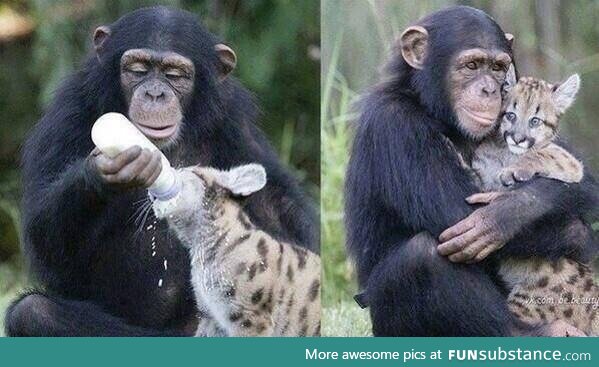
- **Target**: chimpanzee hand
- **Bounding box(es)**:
[437,190,532,263]
[89,146,163,189]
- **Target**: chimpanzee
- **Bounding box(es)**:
[5,6,317,336]
[345,6,598,336]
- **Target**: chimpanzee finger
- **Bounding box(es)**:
[138,151,163,187]
[467,243,498,264]
[145,162,163,188]
[448,238,489,263]
[114,149,153,183]
[465,192,502,205]
[96,146,142,174]
[99,172,122,185]
[437,227,479,256]
[439,217,475,243]
[90,147,102,157]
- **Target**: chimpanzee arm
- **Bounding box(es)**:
[440,154,598,263]
[21,112,112,286]
[496,170,599,261]
[345,94,486,282]
[359,95,479,237]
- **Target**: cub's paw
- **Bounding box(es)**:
[500,168,536,186]
[499,169,516,186]
[512,168,535,182]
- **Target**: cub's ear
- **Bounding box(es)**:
[502,64,517,96]
[399,26,428,70]
[552,74,580,113]
[215,164,267,196]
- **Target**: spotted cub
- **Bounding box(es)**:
[153,164,321,337]
[473,66,584,189]
[472,66,598,335]
[500,258,598,336]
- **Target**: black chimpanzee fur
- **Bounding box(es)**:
[345,6,598,336]
[6,6,317,336]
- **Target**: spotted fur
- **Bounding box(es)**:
[153,165,321,337]
[472,70,583,190]
[472,70,597,335]
[501,258,598,335]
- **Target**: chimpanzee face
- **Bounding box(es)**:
[119,49,195,146]
[399,24,513,140]
[448,48,511,139]
[92,25,237,148]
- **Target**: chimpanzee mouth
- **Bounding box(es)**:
[459,107,498,127]
[136,123,178,139]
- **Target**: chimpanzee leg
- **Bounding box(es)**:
[5,290,183,337]
[366,232,525,336]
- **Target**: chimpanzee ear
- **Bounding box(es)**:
[215,164,266,196]
[93,26,111,58]
[504,33,514,48]
[215,43,237,81]
[502,64,517,95]
[552,74,580,114]
[399,26,428,70]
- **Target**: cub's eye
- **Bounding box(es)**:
[465,61,478,70]
[504,112,516,122]
[529,117,543,128]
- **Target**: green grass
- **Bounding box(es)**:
[0,175,24,337]
[0,260,25,336]
[321,30,373,336]
[322,302,372,337]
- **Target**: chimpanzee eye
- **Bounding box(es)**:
[165,69,185,80]
[465,61,477,70]
[491,63,504,72]
[529,117,543,128]
[128,64,148,77]
[504,112,516,122]
[165,73,182,80]
[131,70,148,77]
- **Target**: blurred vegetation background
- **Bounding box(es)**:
[322,0,599,336]
[0,0,319,335]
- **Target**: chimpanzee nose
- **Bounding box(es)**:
[480,75,498,97]
[481,82,497,96]
[145,89,165,102]
[482,85,496,96]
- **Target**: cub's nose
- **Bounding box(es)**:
[505,131,534,150]
[511,132,526,144]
